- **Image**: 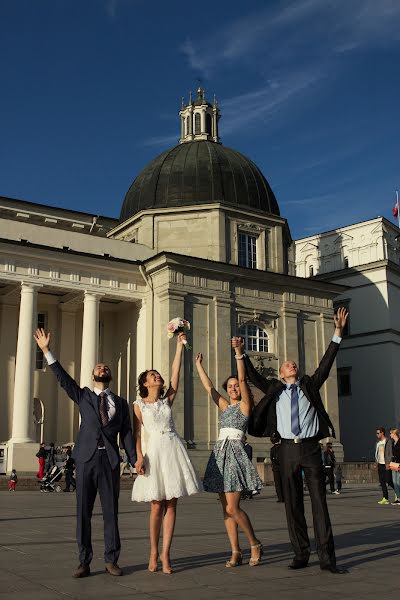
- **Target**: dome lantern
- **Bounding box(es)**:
[179,87,220,144]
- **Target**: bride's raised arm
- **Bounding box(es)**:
[195,352,229,411]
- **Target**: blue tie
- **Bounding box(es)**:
[290,384,301,436]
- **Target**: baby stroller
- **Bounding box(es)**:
[39,465,64,492]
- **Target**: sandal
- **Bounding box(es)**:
[226,550,243,568]
[249,542,263,566]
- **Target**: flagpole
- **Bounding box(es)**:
[397,191,400,229]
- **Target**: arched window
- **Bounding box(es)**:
[194,112,201,135]
[186,116,190,136]
[238,324,269,352]
[206,113,212,135]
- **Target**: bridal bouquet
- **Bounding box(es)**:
[167,317,191,350]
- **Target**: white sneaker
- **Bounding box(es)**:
[333,491,340,495]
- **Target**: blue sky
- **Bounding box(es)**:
[1,0,399,239]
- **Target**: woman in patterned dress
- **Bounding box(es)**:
[132,333,201,573]
[195,337,263,567]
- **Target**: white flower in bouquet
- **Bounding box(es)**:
[167,318,191,349]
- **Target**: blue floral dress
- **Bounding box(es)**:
[203,403,263,493]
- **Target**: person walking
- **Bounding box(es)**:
[8,469,18,491]
[63,447,76,492]
[375,427,394,505]
[323,443,336,494]
[45,442,56,474]
[196,345,263,568]
[270,436,284,503]
[34,328,136,579]
[132,333,201,574]
[240,307,349,574]
[333,464,343,495]
[389,428,400,505]
[36,443,46,479]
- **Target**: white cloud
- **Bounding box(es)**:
[180,1,400,136]
[142,134,178,147]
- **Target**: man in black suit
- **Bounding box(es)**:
[34,328,137,578]
[233,307,348,574]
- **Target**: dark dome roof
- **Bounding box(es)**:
[120,141,280,222]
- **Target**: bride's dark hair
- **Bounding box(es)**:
[138,370,166,398]
[222,375,239,392]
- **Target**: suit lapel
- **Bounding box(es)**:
[90,392,101,422]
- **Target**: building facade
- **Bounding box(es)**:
[295,217,400,460]
[1,89,345,473]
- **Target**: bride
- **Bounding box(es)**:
[132,332,201,574]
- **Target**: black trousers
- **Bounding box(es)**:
[325,467,335,493]
[272,469,284,501]
[65,469,76,491]
[280,439,336,568]
[75,450,120,565]
[377,463,393,499]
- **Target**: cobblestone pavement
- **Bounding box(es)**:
[1,484,399,599]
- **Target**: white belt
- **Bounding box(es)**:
[218,427,245,448]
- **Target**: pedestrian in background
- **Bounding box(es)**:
[36,442,46,479]
[323,443,336,494]
[8,469,18,491]
[334,464,342,495]
[375,427,394,505]
[46,442,56,474]
[389,428,400,505]
[64,447,76,492]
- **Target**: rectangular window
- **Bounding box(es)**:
[36,313,47,369]
[238,232,257,269]
[337,367,352,396]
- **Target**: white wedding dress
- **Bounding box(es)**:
[131,397,202,502]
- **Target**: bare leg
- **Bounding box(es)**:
[160,498,177,574]
[149,500,164,571]
[225,492,262,563]
[220,493,240,563]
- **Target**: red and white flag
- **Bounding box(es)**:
[393,191,399,218]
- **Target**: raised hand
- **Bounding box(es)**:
[231,336,245,354]
[334,307,348,335]
[34,328,51,353]
[195,352,203,365]
[177,332,187,345]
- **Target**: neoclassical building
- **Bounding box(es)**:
[0,89,345,473]
[295,217,400,460]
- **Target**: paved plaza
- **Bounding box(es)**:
[1,484,399,600]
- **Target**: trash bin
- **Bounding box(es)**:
[0,445,7,474]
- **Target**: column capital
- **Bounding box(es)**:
[20,281,43,292]
[83,290,104,302]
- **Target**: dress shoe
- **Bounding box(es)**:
[321,565,349,574]
[288,559,308,570]
[105,563,123,576]
[72,563,90,578]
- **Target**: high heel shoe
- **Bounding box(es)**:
[225,550,243,568]
[249,542,263,566]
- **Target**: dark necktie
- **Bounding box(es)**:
[290,384,301,437]
[99,392,109,427]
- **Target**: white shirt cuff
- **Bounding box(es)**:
[332,335,342,344]
[45,351,57,365]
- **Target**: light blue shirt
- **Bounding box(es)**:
[276,335,341,439]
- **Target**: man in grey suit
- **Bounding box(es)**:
[34,328,137,578]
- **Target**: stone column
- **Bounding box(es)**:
[80,292,102,389]
[10,283,41,443]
